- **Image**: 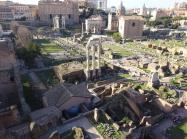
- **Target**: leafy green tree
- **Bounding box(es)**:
[16,43,41,68]
[113,32,122,43]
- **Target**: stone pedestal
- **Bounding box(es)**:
[147,72,160,88]
[97,68,101,77]
[94,108,99,122]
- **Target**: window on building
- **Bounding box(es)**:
[132,22,135,27]
[68,14,71,19]
[49,14,52,19]
[99,2,102,8]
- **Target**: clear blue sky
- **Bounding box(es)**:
[12,0,186,8]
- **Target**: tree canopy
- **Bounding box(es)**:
[16,43,40,68]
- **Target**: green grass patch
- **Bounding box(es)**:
[35,69,60,88]
[103,45,134,57]
[41,45,64,53]
[157,86,179,104]
[21,75,43,110]
[118,73,131,79]
[150,40,186,48]
[87,111,124,139]
[61,127,91,139]
[170,74,187,89]
[33,39,64,53]
[168,119,187,139]
[119,116,132,124]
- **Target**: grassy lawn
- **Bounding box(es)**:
[150,40,186,48]
[118,73,131,79]
[21,75,43,111]
[168,119,187,139]
[170,75,187,89]
[33,39,64,53]
[41,45,64,53]
[125,42,159,57]
[103,45,134,57]
[35,69,60,88]
[95,123,124,139]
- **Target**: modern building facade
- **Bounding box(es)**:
[0,6,13,21]
[0,1,38,21]
[10,4,38,20]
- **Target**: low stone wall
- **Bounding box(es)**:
[153,98,177,113]
[54,62,84,82]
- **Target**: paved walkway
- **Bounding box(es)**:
[40,117,103,139]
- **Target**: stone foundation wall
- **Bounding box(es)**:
[153,98,177,113]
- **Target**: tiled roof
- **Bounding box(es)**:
[43,83,91,109]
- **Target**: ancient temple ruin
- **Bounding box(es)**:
[85,36,102,80]
[53,15,66,30]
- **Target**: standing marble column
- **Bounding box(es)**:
[93,26,96,34]
[61,16,66,29]
[81,22,84,37]
[86,41,90,80]
[97,38,102,77]
[92,45,96,78]
[53,15,60,29]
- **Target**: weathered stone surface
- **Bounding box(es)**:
[30,122,42,139]
[94,108,99,122]
[169,64,180,74]
[113,123,120,130]
[157,68,165,77]
[148,44,152,48]
[73,127,84,139]
[153,98,176,113]
[180,67,187,74]
[49,130,60,139]
[179,92,187,107]
[147,72,160,88]
[153,45,158,49]
[148,63,159,72]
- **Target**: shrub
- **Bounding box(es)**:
[112,32,122,43]
[159,86,169,92]
[16,43,41,68]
